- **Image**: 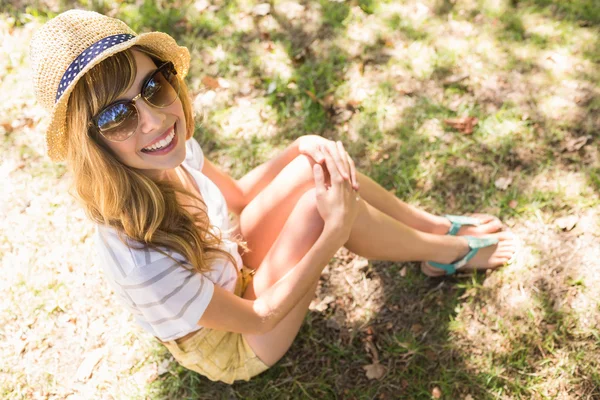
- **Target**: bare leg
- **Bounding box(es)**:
[240,155,514,268]
[238,158,515,366]
[356,172,503,236]
[240,180,514,367]
[242,189,323,366]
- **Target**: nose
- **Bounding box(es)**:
[134,96,166,135]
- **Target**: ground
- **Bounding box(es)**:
[1,0,599,398]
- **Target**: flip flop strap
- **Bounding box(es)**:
[445,215,482,236]
[428,236,499,275]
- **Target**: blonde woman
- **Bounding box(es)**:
[30,10,516,384]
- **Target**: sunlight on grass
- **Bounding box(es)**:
[250,40,294,81]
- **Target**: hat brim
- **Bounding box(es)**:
[45,31,190,162]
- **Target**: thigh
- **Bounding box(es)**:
[239,155,317,270]
[241,188,325,365]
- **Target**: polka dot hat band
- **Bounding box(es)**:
[56,34,135,102]
[29,9,191,162]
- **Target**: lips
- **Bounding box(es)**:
[142,124,175,150]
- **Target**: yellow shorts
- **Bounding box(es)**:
[159,266,270,384]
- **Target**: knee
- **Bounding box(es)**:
[295,188,323,228]
[289,154,330,188]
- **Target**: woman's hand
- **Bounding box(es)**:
[313,144,360,242]
[297,135,359,191]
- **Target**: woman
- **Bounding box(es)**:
[30,10,516,384]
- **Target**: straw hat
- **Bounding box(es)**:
[29,9,191,162]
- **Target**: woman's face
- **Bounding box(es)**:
[96,49,187,179]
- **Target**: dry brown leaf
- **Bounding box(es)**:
[563,135,591,152]
[443,73,470,85]
[400,266,407,277]
[410,323,423,335]
[444,116,478,134]
[363,362,387,380]
[432,386,442,399]
[465,395,474,400]
[556,215,578,231]
[202,76,220,90]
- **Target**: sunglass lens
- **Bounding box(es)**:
[144,63,180,107]
[97,102,138,141]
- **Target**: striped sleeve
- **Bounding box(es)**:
[119,255,214,341]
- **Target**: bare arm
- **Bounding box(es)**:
[201,141,300,215]
[201,136,359,216]
[198,143,359,335]
[198,225,346,334]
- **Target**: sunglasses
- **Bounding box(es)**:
[91,61,180,142]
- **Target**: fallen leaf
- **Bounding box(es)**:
[442,73,469,85]
[353,257,369,271]
[365,339,379,361]
[201,76,220,90]
[444,116,478,134]
[494,176,513,190]
[400,266,407,277]
[310,295,336,312]
[76,348,104,381]
[563,135,591,152]
[432,387,442,399]
[252,3,271,16]
[410,323,423,335]
[509,199,518,209]
[556,215,578,231]
[465,395,474,400]
[363,362,387,380]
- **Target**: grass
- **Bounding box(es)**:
[1,0,599,398]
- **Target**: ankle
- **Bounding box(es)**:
[440,236,469,264]
[430,216,451,235]
[426,235,468,264]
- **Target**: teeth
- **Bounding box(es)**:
[144,129,175,152]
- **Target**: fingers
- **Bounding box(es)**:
[321,145,344,185]
[335,141,351,180]
[313,147,325,164]
[317,139,359,190]
[347,154,359,191]
[324,141,348,181]
[313,163,326,198]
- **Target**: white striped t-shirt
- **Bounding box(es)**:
[94,138,243,342]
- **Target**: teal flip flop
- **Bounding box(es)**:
[444,214,482,236]
[425,236,500,275]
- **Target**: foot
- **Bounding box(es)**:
[434,213,504,236]
[421,231,518,277]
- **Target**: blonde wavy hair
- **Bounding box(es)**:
[65,45,237,273]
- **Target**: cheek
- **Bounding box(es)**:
[105,140,140,161]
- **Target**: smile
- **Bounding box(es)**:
[141,125,176,153]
